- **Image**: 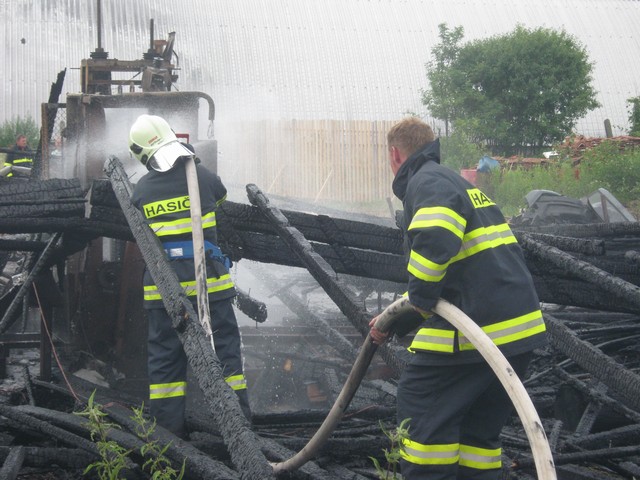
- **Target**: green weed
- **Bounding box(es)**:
[370,417,411,480]
[74,391,184,480]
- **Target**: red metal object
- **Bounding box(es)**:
[460,168,477,185]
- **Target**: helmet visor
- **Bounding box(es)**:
[149,141,194,172]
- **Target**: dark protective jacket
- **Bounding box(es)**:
[5,145,33,177]
[392,139,547,365]
[131,160,236,309]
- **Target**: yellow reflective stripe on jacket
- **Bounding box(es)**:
[408,206,467,240]
[408,328,455,353]
[143,195,190,219]
[451,223,517,263]
[459,444,501,470]
[459,310,545,351]
[149,211,217,237]
[226,374,247,391]
[149,381,186,399]
[215,193,227,207]
[467,188,496,209]
[400,438,459,465]
[12,157,32,165]
[3,162,13,177]
[408,310,545,353]
[407,222,516,284]
[408,249,449,282]
[408,223,516,281]
[144,273,234,301]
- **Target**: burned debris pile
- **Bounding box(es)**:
[1,171,640,478]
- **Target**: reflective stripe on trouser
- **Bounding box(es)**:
[147,297,250,434]
[397,352,532,480]
[210,298,251,417]
[147,307,188,436]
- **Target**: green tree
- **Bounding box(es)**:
[0,116,40,149]
[440,130,485,171]
[423,25,599,155]
[422,24,465,137]
[628,96,640,137]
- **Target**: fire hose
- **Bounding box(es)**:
[272,297,557,479]
[184,156,216,350]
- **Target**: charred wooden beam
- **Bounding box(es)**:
[59,377,244,480]
[530,274,638,312]
[546,314,640,412]
[0,232,61,335]
[0,217,131,240]
[624,250,640,265]
[0,238,48,252]
[0,447,94,469]
[515,221,640,238]
[0,178,85,220]
[19,403,239,480]
[85,200,408,282]
[516,444,640,468]
[569,424,640,450]
[0,178,84,202]
[219,200,403,255]
[260,437,346,480]
[89,180,407,280]
[0,446,25,480]
[569,381,608,439]
[105,156,274,479]
[90,179,404,254]
[89,181,636,311]
[520,234,640,311]
[0,404,99,456]
[550,367,640,425]
[246,183,410,378]
[555,463,633,480]
[234,287,268,323]
[517,232,605,256]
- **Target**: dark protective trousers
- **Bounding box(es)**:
[397,352,532,480]
[147,297,250,436]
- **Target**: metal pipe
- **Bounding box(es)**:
[149,18,154,52]
[96,0,102,50]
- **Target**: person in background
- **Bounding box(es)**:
[5,134,33,178]
[369,117,547,479]
[128,114,250,438]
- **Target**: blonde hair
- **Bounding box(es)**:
[387,117,435,157]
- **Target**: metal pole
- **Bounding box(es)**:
[96,0,102,50]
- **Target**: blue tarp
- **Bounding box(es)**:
[477,155,500,172]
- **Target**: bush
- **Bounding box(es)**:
[579,141,640,204]
[0,116,40,149]
[484,140,640,217]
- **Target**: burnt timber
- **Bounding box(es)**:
[1,175,640,478]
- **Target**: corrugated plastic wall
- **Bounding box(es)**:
[2,0,640,136]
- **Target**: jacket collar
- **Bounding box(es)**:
[392,138,441,200]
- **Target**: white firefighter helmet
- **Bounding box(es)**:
[128,114,193,172]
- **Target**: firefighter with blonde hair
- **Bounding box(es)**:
[370,117,547,479]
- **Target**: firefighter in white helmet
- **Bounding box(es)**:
[129,114,250,437]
